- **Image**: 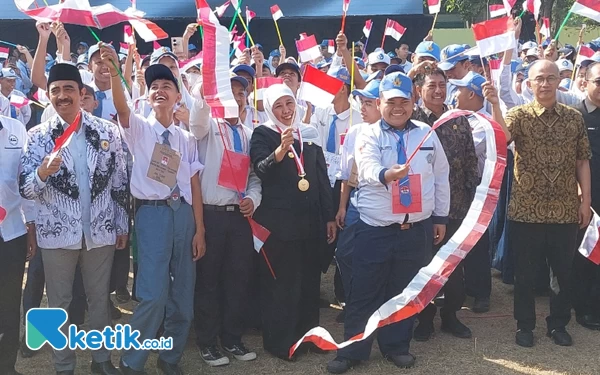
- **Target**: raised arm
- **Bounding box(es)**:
[31,22,52,90]
[102,45,131,128]
[336,32,366,90]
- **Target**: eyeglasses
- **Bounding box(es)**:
[586,79,600,86]
[531,76,559,85]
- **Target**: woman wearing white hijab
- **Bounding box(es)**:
[250,84,337,360]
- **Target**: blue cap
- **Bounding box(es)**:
[77,42,89,49]
[232,64,256,78]
[510,60,520,73]
[379,72,413,100]
[352,79,381,99]
[269,49,281,58]
[87,43,115,61]
[366,70,384,82]
[188,43,198,51]
[360,71,369,80]
[383,64,405,76]
[469,55,488,66]
[0,68,18,79]
[231,73,249,89]
[414,41,441,62]
[328,67,351,85]
[438,44,469,70]
[320,39,329,47]
[150,47,178,65]
[541,38,551,49]
[387,51,398,58]
[559,78,572,91]
[448,71,486,97]
[316,60,331,69]
[354,57,366,70]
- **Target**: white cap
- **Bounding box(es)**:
[526,48,539,58]
[556,58,574,72]
[368,50,390,66]
[522,41,538,51]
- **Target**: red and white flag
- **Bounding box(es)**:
[427,0,441,14]
[489,4,507,18]
[198,0,238,118]
[48,111,82,164]
[296,34,321,62]
[384,19,406,41]
[124,25,134,44]
[571,0,600,23]
[10,95,30,109]
[0,206,6,225]
[0,47,9,59]
[119,42,128,55]
[502,0,517,13]
[153,41,161,51]
[342,0,350,13]
[522,0,541,20]
[33,89,49,104]
[270,4,283,21]
[246,7,256,23]
[127,18,168,42]
[489,59,502,83]
[363,19,372,38]
[249,218,271,253]
[179,53,204,72]
[578,210,600,265]
[576,45,596,65]
[214,0,230,17]
[472,17,516,57]
[233,33,247,57]
[328,40,335,54]
[299,33,308,40]
[539,17,551,39]
[256,77,284,100]
[298,65,344,105]
[288,109,507,358]
[229,25,238,43]
[230,0,239,10]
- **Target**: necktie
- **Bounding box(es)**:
[228,123,243,153]
[326,114,339,153]
[394,129,412,207]
[162,130,181,211]
[93,91,106,118]
[9,104,17,120]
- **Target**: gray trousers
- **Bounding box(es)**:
[41,245,115,372]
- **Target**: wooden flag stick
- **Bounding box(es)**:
[274,19,284,47]
[430,12,439,34]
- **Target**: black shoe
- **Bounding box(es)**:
[441,314,472,339]
[386,353,416,369]
[115,287,131,304]
[157,358,183,375]
[119,359,146,375]
[91,360,120,375]
[335,310,346,323]
[327,356,360,374]
[547,328,573,346]
[110,300,122,320]
[20,339,36,358]
[223,343,257,361]
[515,329,534,347]
[413,320,434,342]
[576,315,600,330]
[199,345,230,367]
[472,297,490,313]
[56,371,75,375]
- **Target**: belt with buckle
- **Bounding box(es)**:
[139,198,186,206]
[204,204,240,212]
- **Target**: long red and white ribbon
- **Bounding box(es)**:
[289,109,508,357]
[275,126,306,176]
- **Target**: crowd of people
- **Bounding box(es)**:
[1,12,600,375]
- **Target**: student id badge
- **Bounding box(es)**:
[218,150,251,194]
[147,143,181,189]
[391,174,422,214]
[324,151,342,188]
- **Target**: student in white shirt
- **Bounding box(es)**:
[105,47,206,375]
[0,68,31,126]
[327,72,450,374]
[189,74,262,366]
[0,115,36,375]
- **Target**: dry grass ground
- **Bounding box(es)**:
[15,270,600,375]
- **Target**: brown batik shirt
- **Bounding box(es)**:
[505,100,592,224]
[412,105,479,220]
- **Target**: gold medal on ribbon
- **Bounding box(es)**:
[298,177,310,191]
[288,152,295,159]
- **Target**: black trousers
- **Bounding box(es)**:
[109,243,130,293]
[464,229,492,299]
[510,221,578,331]
[571,228,600,317]
[260,237,322,357]
[419,219,465,323]
[194,209,254,348]
[0,235,27,372]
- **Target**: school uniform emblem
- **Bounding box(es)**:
[100,140,109,151]
[8,134,18,145]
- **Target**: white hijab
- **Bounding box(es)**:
[263,84,320,145]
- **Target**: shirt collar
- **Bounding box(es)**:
[585,97,599,113]
[531,100,562,117]
[419,104,448,121]
[51,110,85,131]
[149,114,175,137]
[329,105,351,120]
[379,118,417,132]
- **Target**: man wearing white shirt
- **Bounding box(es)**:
[0,115,36,375]
[0,68,31,125]
[327,72,450,374]
[108,48,206,374]
[189,75,262,367]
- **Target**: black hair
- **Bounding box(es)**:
[82,84,96,99]
[585,62,600,81]
[413,68,447,87]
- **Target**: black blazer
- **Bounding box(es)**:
[250,125,335,242]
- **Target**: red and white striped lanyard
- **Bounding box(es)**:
[275,126,306,177]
